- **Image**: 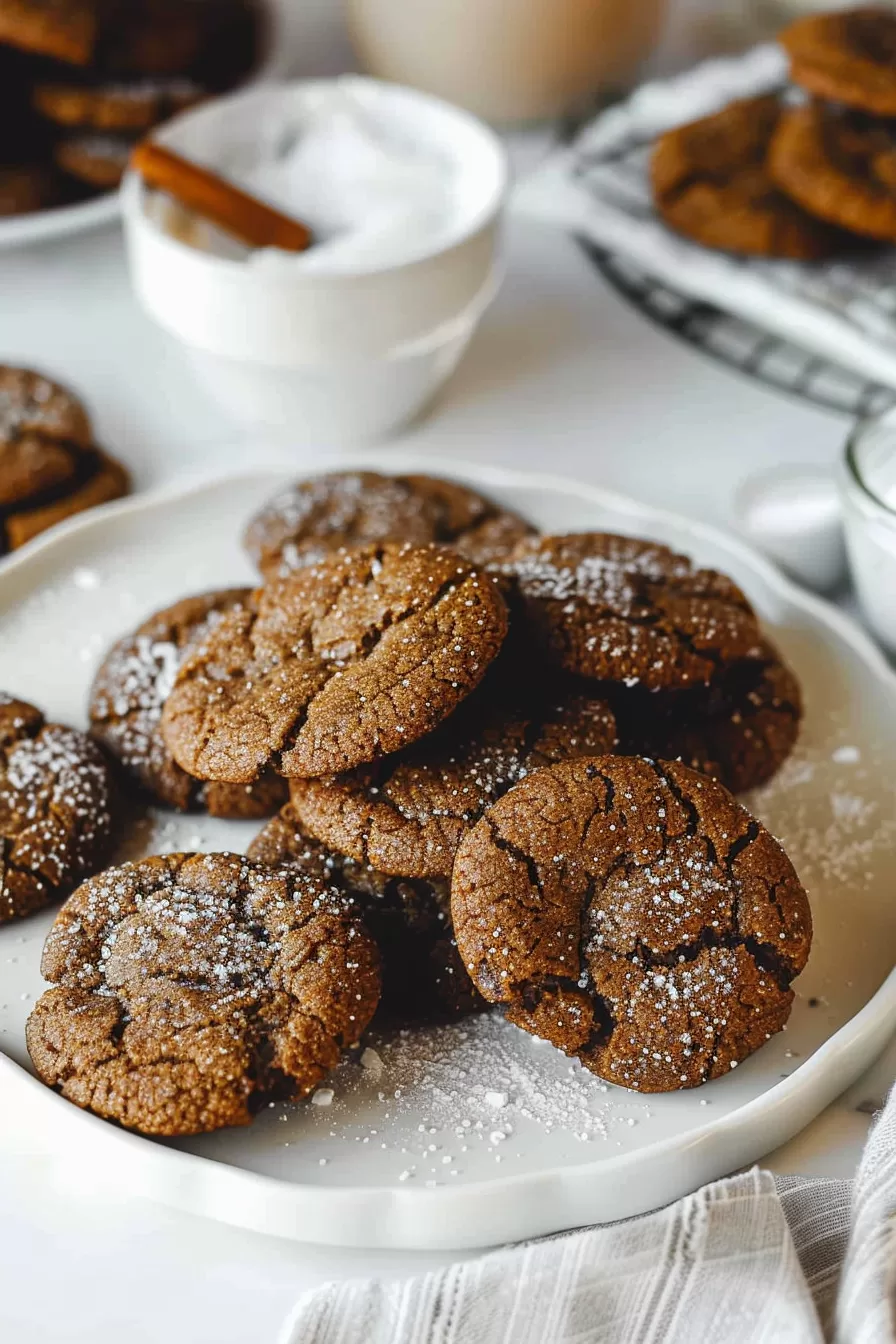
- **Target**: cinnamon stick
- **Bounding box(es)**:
[131,141,313,253]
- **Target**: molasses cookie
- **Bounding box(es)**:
[0,0,99,66]
[289,667,617,881]
[244,471,537,579]
[0,163,59,216]
[452,755,812,1092]
[781,7,896,117]
[770,102,896,243]
[161,542,509,783]
[504,532,763,691]
[0,693,116,924]
[0,365,92,509]
[101,0,260,84]
[54,131,132,188]
[651,94,845,259]
[2,447,130,552]
[34,76,206,131]
[26,852,381,1134]
[613,639,802,794]
[249,806,483,1019]
[89,590,288,818]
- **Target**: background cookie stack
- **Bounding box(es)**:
[0,365,129,553]
[652,5,896,258]
[0,0,261,216]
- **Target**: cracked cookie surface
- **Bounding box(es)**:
[451,755,812,1092]
[160,542,509,783]
[244,471,537,579]
[0,365,93,509]
[770,102,896,244]
[504,532,763,691]
[0,693,116,924]
[613,639,802,794]
[90,589,287,818]
[249,805,483,1020]
[26,851,382,1135]
[782,7,896,116]
[289,665,617,880]
[650,95,845,259]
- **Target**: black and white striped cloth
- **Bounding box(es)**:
[513,44,896,394]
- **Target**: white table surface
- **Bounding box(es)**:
[1,127,894,1344]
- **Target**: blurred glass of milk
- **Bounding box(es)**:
[346,0,668,124]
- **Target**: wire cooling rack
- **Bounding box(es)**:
[581,244,896,418]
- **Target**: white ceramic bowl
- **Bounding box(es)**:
[180,267,500,441]
[122,77,507,439]
[122,77,507,363]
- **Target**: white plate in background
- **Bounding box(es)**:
[0,0,291,251]
[0,453,893,1250]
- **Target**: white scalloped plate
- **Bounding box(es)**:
[0,453,894,1251]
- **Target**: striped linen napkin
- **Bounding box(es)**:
[278,1083,895,1343]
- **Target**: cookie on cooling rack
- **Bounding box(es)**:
[651,94,847,259]
[770,102,896,245]
[781,6,896,117]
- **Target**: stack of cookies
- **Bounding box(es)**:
[0,0,260,216]
[652,6,896,258]
[12,469,812,1137]
[0,364,129,553]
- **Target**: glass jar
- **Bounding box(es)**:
[346,0,668,125]
[840,410,896,655]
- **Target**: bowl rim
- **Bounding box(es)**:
[121,75,510,281]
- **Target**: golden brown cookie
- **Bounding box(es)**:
[0,693,116,923]
[0,365,92,508]
[101,0,260,85]
[782,7,896,117]
[0,0,99,66]
[451,755,812,1092]
[0,163,60,216]
[504,532,763,692]
[770,102,896,244]
[249,806,484,1020]
[160,542,509,783]
[289,665,617,881]
[613,639,802,794]
[34,76,206,131]
[54,131,132,188]
[245,472,537,580]
[26,852,382,1134]
[651,94,845,259]
[89,590,289,818]
[2,447,130,552]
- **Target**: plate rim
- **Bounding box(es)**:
[1,453,894,1249]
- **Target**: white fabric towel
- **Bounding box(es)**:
[278,1085,895,1344]
[513,45,896,393]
